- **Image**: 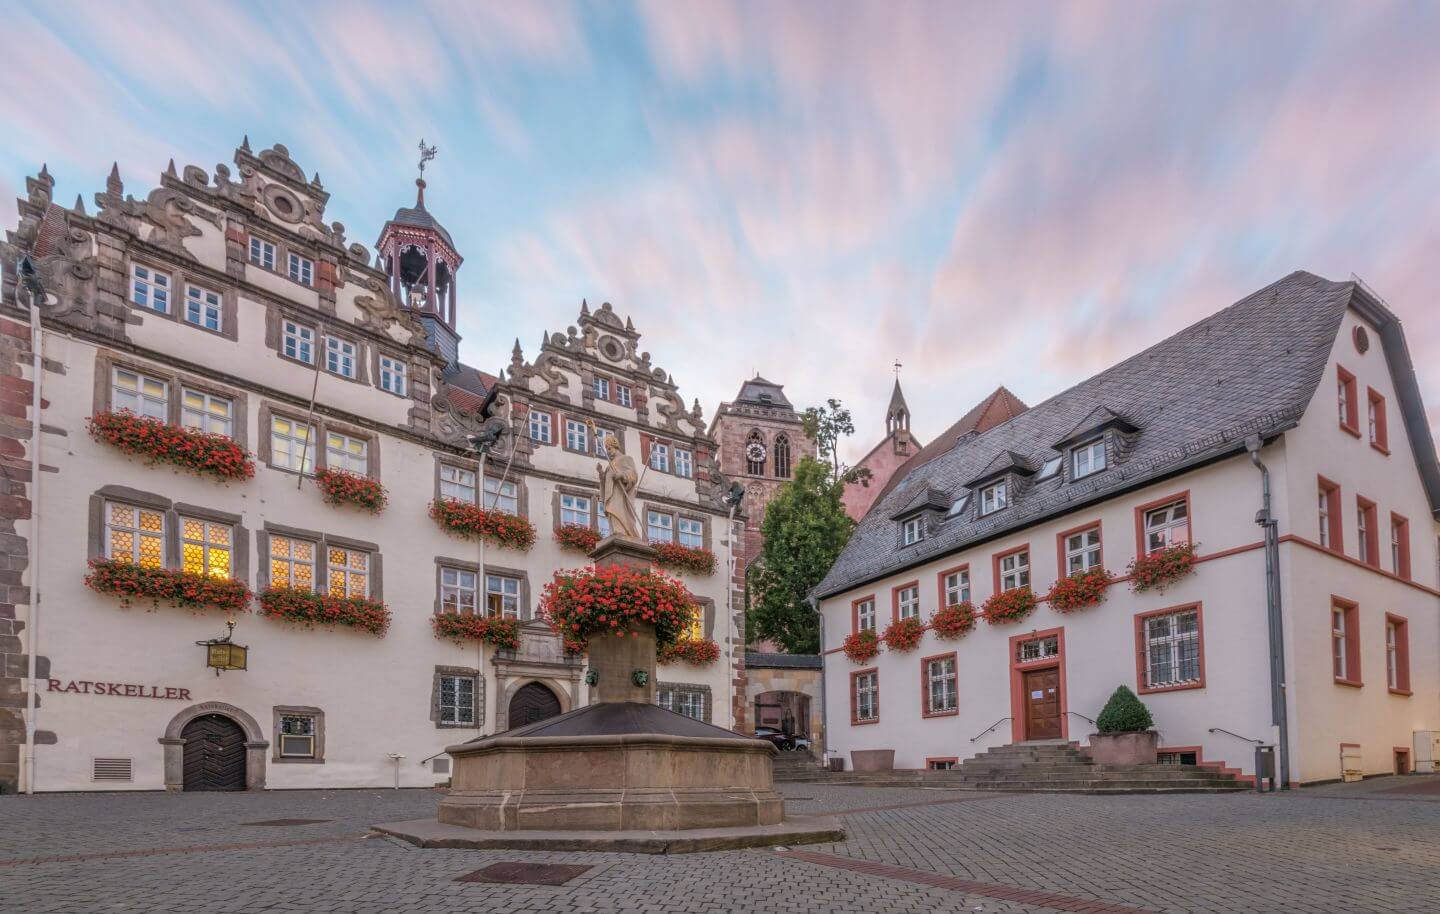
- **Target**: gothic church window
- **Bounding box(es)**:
[773,434,792,478]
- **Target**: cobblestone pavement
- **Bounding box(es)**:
[2,777,1437,913]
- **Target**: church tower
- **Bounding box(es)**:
[886,378,911,437]
[376,141,463,366]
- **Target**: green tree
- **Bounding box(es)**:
[802,399,872,487]
[750,457,854,653]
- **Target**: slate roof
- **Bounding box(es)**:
[735,376,793,409]
[816,271,1438,599]
[871,386,1028,504]
[745,652,823,670]
[443,363,498,412]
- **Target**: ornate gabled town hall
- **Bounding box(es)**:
[816,272,1440,785]
[0,140,743,793]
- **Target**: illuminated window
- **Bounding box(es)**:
[269,536,315,590]
[327,546,369,598]
[105,502,164,567]
[180,516,232,579]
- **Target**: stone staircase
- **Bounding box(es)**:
[773,742,1247,793]
[772,750,825,782]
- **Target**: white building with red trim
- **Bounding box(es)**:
[814,272,1440,784]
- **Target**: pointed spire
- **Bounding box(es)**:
[73,194,86,216]
[887,377,911,434]
[511,338,523,358]
[311,172,323,188]
[241,134,252,153]
[106,162,123,197]
[625,316,635,332]
[580,299,590,317]
[38,163,51,181]
[165,158,177,177]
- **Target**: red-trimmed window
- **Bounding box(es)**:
[1138,494,1191,555]
[994,547,1030,592]
[1059,523,1102,575]
[1386,614,1411,695]
[1356,497,1379,567]
[1332,598,1361,686]
[852,596,876,633]
[1390,513,1411,579]
[938,565,970,607]
[851,669,879,724]
[1367,388,1388,452]
[1317,477,1342,552]
[1337,366,1359,436]
[1135,605,1204,693]
[922,653,958,717]
[892,582,920,621]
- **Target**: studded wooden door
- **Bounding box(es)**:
[181,714,247,791]
[509,683,562,728]
[1023,668,1061,740]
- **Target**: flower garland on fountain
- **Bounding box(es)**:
[539,563,696,656]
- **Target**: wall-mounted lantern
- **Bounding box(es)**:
[197,619,248,675]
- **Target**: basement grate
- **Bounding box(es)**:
[454,862,593,886]
[241,819,333,827]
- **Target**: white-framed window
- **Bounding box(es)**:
[439,674,476,725]
[1318,487,1332,548]
[180,516,232,579]
[269,535,315,590]
[647,510,674,544]
[659,688,705,720]
[130,264,170,313]
[112,368,169,420]
[325,432,368,475]
[560,493,592,527]
[678,517,704,548]
[287,252,314,286]
[1368,398,1380,444]
[616,385,633,408]
[896,584,920,620]
[592,376,610,401]
[1143,499,1190,554]
[943,568,969,606]
[486,573,522,619]
[325,337,357,378]
[440,567,477,614]
[529,410,553,444]
[855,598,876,632]
[1143,608,1201,688]
[1337,374,1351,427]
[999,549,1029,591]
[675,448,693,478]
[1064,527,1102,574]
[650,442,670,472]
[483,476,518,514]
[853,671,878,722]
[249,236,276,270]
[593,428,614,459]
[180,388,233,437]
[1072,439,1106,478]
[184,284,222,331]
[270,415,315,473]
[327,546,369,598]
[565,419,588,452]
[277,714,315,758]
[1332,605,1350,680]
[1017,635,1059,663]
[378,356,407,396]
[1358,503,1372,564]
[901,517,923,545]
[1391,519,1404,572]
[105,502,164,567]
[1386,620,1400,690]
[980,481,1008,515]
[925,656,957,714]
[282,321,315,364]
[440,464,477,503]
[597,500,611,537]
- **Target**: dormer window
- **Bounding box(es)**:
[1071,439,1106,478]
[1036,456,1062,481]
[901,517,923,545]
[979,481,1008,515]
[947,493,970,517]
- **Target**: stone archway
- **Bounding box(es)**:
[496,678,572,732]
[754,690,811,737]
[160,701,269,791]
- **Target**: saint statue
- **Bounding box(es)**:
[592,423,641,540]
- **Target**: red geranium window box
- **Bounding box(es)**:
[84,558,251,614]
[653,542,716,576]
[1127,543,1198,593]
[88,411,254,482]
[930,602,977,640]
[658,637,722,666]
[843,628,880,664]
[258,586,390,636]
[881,616,925,652]
[554,523,601,554]
[431,612,520,650]
[314,468,388,513]
[1046,567,1114,613]
[982,587,1037,625]
[429,498,536,551]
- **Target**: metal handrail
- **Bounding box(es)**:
[1208,727,1264,745]
[1066,711,1096,726]
[970,716,1012,742]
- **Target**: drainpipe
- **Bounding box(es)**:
[807,594,826,766]
[1246,435,1292,789]
[19,257,44,795]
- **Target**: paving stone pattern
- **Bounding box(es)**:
[1,777,1437,913]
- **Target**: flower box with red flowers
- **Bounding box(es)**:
[881,616,925,653]
[314,468,387,513]
[657,637,722,666]
[258,586,390,636]
[539,564,695,655]
[653,542,716,577]
[842,628,880,664]
[431,612,520,650]
[930,601,977,640]
[87,411,255,482]
[982,586,1037,625]
[429,498,536,551]
[1046,567,1114,613]
[1127,542,1198,593]
[84,558,251,614]
[554,523,601,554]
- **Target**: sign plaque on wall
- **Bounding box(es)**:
[47,679,192,700]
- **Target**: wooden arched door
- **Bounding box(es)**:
[509,682,562,728]
[181,714,247,791]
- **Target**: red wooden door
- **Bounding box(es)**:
[1023,668,1061,740]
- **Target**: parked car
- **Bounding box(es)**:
[753,727,795,751]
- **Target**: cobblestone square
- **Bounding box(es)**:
[2,778,1436,913]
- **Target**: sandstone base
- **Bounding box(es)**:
[1087,730,1159,766]
[373,815,845,854]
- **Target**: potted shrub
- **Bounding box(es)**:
[881,616,925,652]
[982,586,1037,624]
[930,601,977,640]
[1088,685,1158,765]
[653,542,717,576]
[314,468,388,513]
[1046,567,1114,613]
[842,628,880,664]
[554,523,601,554]
[1127,542,1198,593]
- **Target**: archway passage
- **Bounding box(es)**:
[754,690,811,737]
[509,682,563,729]
[181,714,247,791]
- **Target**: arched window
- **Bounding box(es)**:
[773,434,792,478]
[745,430,766,476]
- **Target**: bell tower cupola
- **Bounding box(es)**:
[376,139,463,365]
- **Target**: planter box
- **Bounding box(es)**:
[850,749,895,772]
[828,757,845,772]
[1088,730,1158,766]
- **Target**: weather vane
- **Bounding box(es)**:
[893,358,903,379]
[417,138,438,178]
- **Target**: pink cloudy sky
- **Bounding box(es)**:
[2,1,1438,459]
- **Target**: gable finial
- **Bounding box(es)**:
[241,134,252,153]
[106,162,123,197]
